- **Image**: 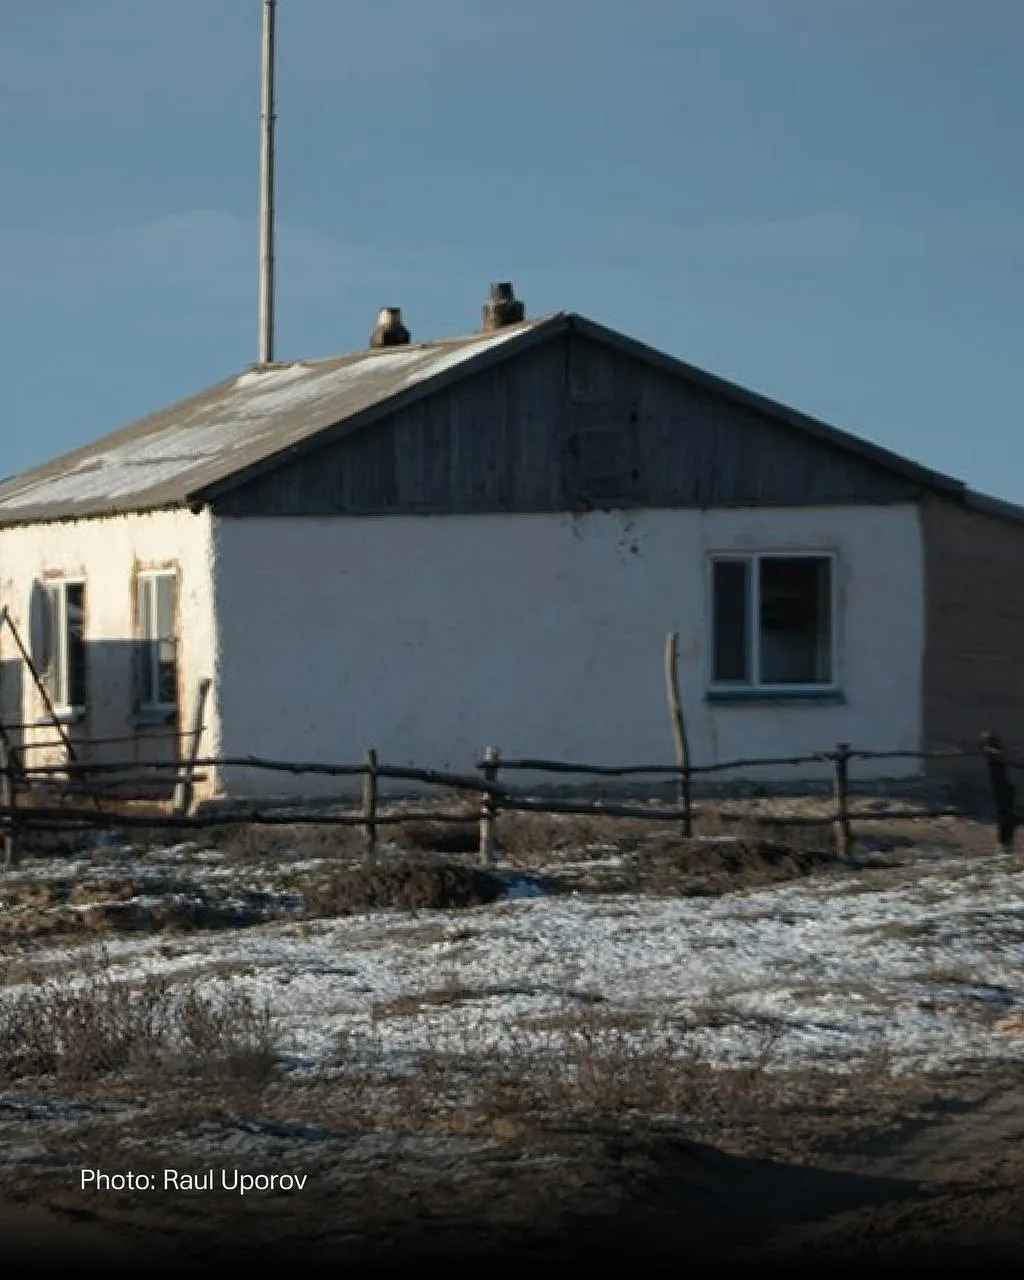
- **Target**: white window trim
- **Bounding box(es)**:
[707,551,839,694]
[48,579,87,715]
[137,571,178,714]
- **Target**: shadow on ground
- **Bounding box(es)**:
[6,1131,1018,1273]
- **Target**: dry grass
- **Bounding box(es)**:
[494,811,659,865]
[0,968,280,1096]
[371,983,482,1019]
[915,962,989,988]
[208,821,366,864]
[474,1015,700,1124]
[467,806,837,873]
[629,834,834,896]
[307,856,505,916]
[694,806,835,853]
[390,809,671,868]
[856,919,942,942]
[317,1001,796,1142]
[393,817,480,856]
[0,871,299,944]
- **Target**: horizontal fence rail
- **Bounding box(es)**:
[11,756,507,794]
[485,747,1019,774]
[0,728,1019,872]
[0,627,1017,871]
[0,804,479,830]
[12,734,199,754]
[482,759,684,777]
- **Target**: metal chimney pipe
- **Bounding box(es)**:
[257,0,277,366]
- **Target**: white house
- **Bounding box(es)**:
[1,283,1021,800]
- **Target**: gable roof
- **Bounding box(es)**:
[0,311,1015,527]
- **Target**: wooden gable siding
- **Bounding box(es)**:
[212,332,919,517]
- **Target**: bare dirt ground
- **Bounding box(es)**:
[2,1069,1021,1270]
[0,798,1021,1271]
[601,1072,1024,1268]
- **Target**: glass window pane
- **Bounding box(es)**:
[138,578,155,706]
[137,574,178,707]
[135,576,178,707]
[759,557,832,684]
[712,560,750,683]
[157,639,177,706]
[138,577,153,639]
[48,585,64,704]
[38,585,58,686]
[65,583,87,707]
[155,575,176,641]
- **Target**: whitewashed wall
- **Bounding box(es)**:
[211,506,925,796]
[0,509,218,778]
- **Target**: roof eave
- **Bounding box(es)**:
[0,497,195,532]
[959,488,1024,526]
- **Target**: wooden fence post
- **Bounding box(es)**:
[362,748,378,861]
[832,742,852,858]
[981,731,1016,852]
[173,678,211,817]
[478,746,501,865]
[1,740,18,869]
[664,632,693,837]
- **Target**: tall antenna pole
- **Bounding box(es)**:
[257,0,277,366]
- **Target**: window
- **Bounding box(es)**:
[39,581,87,711]
[711,554,834,689]
[136,572,178,711]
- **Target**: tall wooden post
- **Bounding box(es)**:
[664,632,692,836]
[981,731,1016,853]
[1,740,18,869]
[478,746,501,865]
[362,748,379,861]
[832,741,852,859]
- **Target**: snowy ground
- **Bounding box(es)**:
[3,836,1023,1078]
[3,828,1024,1266]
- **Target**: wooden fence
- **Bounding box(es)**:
[1,731,1020,871]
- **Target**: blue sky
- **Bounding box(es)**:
[2,0,1021,499]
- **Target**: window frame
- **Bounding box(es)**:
[707,551,839,695]
[135,570,179,715]
[43,579,88,714]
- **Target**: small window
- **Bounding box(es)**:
[711,554,834,689]
[136,572,178,711]
[39,581,87,711]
